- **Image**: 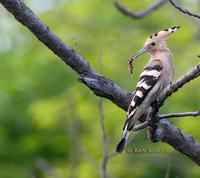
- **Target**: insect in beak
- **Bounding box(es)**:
[127,47,147,74]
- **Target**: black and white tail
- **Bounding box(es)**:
[116,138,126,153]
[116,128,130,153]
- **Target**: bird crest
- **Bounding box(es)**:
[148,26,180,41]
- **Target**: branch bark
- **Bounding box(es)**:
[154,120,200,165]
[1,0,200,165]
[115,0,167,19]
[169,0,200,20]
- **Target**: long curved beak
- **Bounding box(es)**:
[132,47,147,59]
[127,47,148,74]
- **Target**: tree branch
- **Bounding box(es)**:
[132,122,149,131]
[78,75,131,111]
[132,111,200,166]
[158,63,200,107]
[159,111,200,119]
[114,0,167,19]
[132,110,200,132]
[1,0,200,165]
[169,0,200,20]
[154,120,200,165]
[98,98,109,178]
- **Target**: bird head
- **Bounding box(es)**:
[132,26,180,59]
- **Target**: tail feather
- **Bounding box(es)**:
[116,138,126,153]
[116,125,131,153]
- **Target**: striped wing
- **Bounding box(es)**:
[124,59,163,131]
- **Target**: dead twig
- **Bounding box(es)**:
[115,0,167,19]
[169,0,200,20]
[132,110,200,132]
[159,111,200,119]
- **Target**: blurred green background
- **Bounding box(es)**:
[0,0,200,177]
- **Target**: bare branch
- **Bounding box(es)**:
[78,75,131,111]
[132,122,149,131]
[115,0,167,19]
[158,63,200,107]
[154,120,200,165]
[99,98,109,178]
[132,110,200,132]
[133,115,200,165]
[169,0,200,20]
[1,0,200,165]
[159,111,200,119]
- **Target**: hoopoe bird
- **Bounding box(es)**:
[116,26,180,153]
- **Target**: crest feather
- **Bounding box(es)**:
[149,26,180,40]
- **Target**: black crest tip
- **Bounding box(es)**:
[172,25,181,30]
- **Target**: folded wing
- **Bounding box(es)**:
[124,59,163,131]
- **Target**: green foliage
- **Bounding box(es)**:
[0,0,200,177]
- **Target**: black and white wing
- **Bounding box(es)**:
[116,59,163,153]
[125,59,163,130]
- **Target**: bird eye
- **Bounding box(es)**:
[151,42,156,46]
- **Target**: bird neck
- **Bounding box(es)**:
[150,46,173,73]
[150,47,171,59]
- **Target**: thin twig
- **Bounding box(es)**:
[115,0,167,19]
[169,0,200,20]
[132,122,149,131]
[132,111,200,132]
[159,111,200,119]
[99,97,108,178]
